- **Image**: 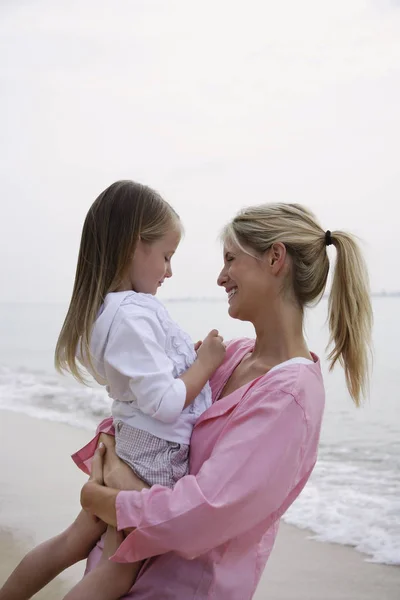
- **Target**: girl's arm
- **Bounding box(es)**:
[180,329,224,408]
[105,308,222,421]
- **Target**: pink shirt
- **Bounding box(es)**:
[72,338,325,600]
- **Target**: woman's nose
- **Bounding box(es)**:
[217,267,227,287]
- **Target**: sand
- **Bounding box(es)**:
[0,410,399,599]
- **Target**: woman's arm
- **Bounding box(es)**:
[81,386,318,565]
[82,443,149,527]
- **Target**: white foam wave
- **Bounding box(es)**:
[0,365,111,431]
[284,458,400,565]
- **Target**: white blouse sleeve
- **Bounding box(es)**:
[104,303,187,424]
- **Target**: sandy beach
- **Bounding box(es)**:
[0,410,399,599]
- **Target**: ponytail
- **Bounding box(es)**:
[327,232,373,406]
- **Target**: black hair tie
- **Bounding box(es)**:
[325,230,333,246]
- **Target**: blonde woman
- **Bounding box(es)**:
[76,203,372,599]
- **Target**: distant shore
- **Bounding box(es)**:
[1,292,400,307]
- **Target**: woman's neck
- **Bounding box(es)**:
[251,300,311,366]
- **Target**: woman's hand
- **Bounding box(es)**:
[80,443,119,526]
[80,442,140,531]
[81,437,149,526]
[89,441,106,485]
[80,441,106,512]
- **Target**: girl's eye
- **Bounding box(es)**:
[226,256,234,262]
[165,256,171,262]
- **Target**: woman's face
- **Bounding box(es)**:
[217,238,287,322]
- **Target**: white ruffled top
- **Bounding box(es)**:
[81,291,212,445]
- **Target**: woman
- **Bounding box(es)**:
[52,203,375,598]
[72,202,372,599]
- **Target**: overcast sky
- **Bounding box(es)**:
[1,0,400,303]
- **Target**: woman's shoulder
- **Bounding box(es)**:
[252,355,325,422]
[264,355,323,393]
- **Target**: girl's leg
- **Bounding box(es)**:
[62,526,142,600]
[0,510,106,600]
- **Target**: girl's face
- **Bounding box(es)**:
[123,226,181,295]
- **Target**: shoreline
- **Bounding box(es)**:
[0,410,399,599]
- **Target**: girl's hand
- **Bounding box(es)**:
[197,329,226,373]
[194,340,202,353]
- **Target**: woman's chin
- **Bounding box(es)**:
[228,302,240,319]
[228,300,252,323]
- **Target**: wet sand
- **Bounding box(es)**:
[1,411,399,599]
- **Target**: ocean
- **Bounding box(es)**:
[0,298,399,565]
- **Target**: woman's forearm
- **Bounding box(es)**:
[81,481,119,527]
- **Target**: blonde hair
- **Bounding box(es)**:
[222,203,373,406]
[55,180,180,382]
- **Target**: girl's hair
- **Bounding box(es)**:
[55,180,180,382]
[222,203,373,406]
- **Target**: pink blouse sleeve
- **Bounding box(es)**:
[110,386,314,564]
[71,417,115,475]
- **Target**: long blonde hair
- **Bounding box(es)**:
[55,180,180,382]
[222,203,373,406]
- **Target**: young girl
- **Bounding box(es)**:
[0,180,226,600]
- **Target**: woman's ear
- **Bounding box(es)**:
[267,242,287,273]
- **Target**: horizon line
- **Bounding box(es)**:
[1,291,400,306]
